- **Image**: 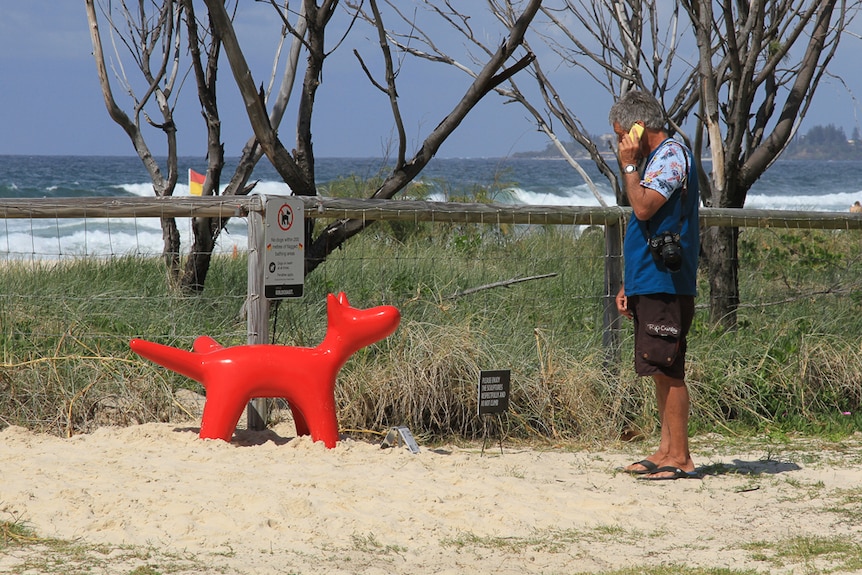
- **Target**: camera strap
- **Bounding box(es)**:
[670,140,689,232]
[646,139,690,236]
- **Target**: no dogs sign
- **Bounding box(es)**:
[264,196,305,299]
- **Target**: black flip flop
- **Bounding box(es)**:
[620,459,659,475]
[638,466,701,481]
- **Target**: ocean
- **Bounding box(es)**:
[1,155,860,258]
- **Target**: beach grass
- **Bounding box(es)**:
[0,223,861,443]
[743,534,862,572]
[1,517,37,547]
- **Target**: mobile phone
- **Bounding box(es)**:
[628,123,644,139]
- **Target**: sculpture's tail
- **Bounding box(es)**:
[130,338,206,383]
[193,335,224,353]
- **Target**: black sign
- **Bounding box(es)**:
[478,370,510,415]
[264,284,304,299]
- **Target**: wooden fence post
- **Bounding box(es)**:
[246,196,269,430]
[602,218,624,370]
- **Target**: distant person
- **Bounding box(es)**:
[850,201,862,213]
[609,91,700,480]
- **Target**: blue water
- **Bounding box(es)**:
[1,155,860,258]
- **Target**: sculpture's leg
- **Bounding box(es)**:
[289,403,311,437]
[299,394,339,448]
[199,393,247,442]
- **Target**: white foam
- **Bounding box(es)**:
[744,190,861,212]
[0,217,247,259]
[3,174,858,260]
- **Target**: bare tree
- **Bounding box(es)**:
[88,0,541,290]
[85,0,183,275]
[391,0,859,329]
[540,0,857,329]
[204,0,542,273]
[369,0,697,361]
[86,0,313,292]
[685,0,852,328]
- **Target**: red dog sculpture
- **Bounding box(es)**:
[130,293,400,447]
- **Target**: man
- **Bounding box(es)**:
[608,90,700,480]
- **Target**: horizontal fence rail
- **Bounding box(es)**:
[2,196,862,229]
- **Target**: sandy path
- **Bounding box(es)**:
[1,423,861,574]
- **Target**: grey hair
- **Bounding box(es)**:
[608,91,666,131]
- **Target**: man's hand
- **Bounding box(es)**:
[616,285,632,319]
[618,126,642,167]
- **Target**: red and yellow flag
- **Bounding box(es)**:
[188,169,205,196]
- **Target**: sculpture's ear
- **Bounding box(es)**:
[327,292,348,314]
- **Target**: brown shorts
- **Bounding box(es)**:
[629,293,695,379]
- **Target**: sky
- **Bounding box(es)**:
[1,2,860,159]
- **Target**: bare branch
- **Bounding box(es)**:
[447,273,558,299]
[368,0,408,166]
[306,0,543,272]
[86,0,182,274]
[202,0,310,194]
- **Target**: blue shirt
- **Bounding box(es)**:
[623,139,699,296]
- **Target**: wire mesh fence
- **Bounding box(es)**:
[1,196,861,438]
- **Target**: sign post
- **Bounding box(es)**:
[248,196,305,431]
[246,200,268,430]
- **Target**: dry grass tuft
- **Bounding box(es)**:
[338,319,653,443]
[799,336,862,414]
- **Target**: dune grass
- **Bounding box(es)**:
[0,221,861,443]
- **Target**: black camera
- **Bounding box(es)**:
[649,231,682,272]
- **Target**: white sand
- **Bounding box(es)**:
[1,419,861,574]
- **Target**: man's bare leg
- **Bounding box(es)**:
[646,373,694,477]
[624,373,694,474]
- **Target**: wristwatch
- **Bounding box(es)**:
[624,164,638,174]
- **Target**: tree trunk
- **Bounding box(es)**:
[162,217,182,281]
[704,225,739,330]
[182,218,217,293]
[602,220,624,370]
